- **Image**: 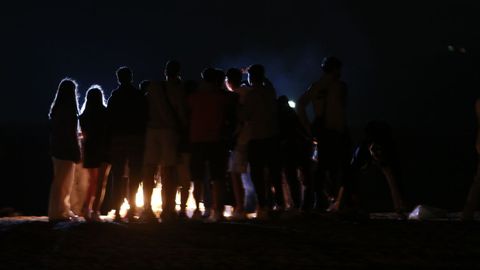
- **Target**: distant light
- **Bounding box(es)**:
[447,45,455,52]
[459,47,467,54]
[288,100,296,108]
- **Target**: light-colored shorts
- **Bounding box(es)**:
[144,128,179,167]
[229,144,248,173]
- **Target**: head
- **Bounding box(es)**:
[116,66,133,85]
[225,68,242,91]
[247,64,265,86]
[213,69,226,88]
[321,56,342,78]
[164,60,181,80]
[201,67,217,84]
[49,78,78,119]
[139,80,151,93]
[81,85,106,114]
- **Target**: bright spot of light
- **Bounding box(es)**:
[288,100,296,108]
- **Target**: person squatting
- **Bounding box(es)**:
[48,57,410,223]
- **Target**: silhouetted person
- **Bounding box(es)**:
[188,68,231,222]
[225,68,251,219]
[143,60,188,222]
[139,80,151,95]
[463,99,480,221]
[241,64,283,219]
[107,66,147,222]
[297,56,350,211]
[48,79,81,222]
[340,121,406,216]
[277,95,311,210]
[79,85,111,222]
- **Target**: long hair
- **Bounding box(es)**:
[80,85,106,115]
[48,78,79,119]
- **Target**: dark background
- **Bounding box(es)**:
[0,1,478,214]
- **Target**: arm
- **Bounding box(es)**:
[296,85,314,137]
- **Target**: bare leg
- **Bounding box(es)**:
[180,185,189,212]
[48,158,76,220]
[83,168,99,218]
[127,156,144,218]
[231,172,245,212]
[382,166,406,212]
[161,166,178,219]
[329,186,344,212]
[177,155,191,212]
[92,163,111,213]
[193,180,203,210]
[211,181,225,214]
[143,165,157,211]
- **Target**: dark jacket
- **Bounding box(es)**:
[107,84,147,137]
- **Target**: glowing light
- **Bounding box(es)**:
[223,205,234,218]
[288,100,296,108]
[109,181,202,219]
[151,182,162,216]
[447,45,455,52]
[135,183,144,208]
[119,198,130,218]
[175,190,181,211]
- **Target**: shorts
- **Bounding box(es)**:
[144,128,179,167]
[228,144,248,173]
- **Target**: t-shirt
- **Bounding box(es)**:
[146,80,188,130]
[188,82,230,143]
[241,84,278,140]
[107,84,147,136]
[233,85,252,145]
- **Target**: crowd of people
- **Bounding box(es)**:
[47,57,421,223]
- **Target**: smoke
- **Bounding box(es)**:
[214,46,326,101]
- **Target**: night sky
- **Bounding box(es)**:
[0,1,479,213]
[0,1,477,128]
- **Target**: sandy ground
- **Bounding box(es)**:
[1,215,480,269]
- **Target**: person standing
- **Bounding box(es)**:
[225,68,251,219]
[143,61,188,222]
[341,121,406,217]
[277,95,311,211]
[79,85,111,221]
[188,68,231,222]
[48,79,82,222]
[297,56,350,211]
[241,64,283,219]
[107,67,147,222]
